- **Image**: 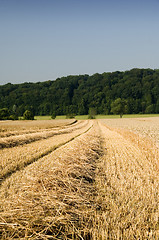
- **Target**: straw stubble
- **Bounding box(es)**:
[0,118,159,239]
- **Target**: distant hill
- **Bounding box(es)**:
[0,68,159,116]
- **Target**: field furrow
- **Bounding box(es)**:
[0,120,91,183]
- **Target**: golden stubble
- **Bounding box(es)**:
[0,118,159,239]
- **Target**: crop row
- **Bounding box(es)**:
[0,119,158,239]
[0,119,76,137]
[0,120,91,182]
[0,121,102,239]
[0,120,85,149]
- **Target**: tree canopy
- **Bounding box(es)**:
[111,98,128,118]
[23,110,34,120]
[0,68,159,116]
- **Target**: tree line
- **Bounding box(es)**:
[0,68,159,118]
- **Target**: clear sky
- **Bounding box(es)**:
[0,0,159,85]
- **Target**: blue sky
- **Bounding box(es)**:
[0,0,159,84]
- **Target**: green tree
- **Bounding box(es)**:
[88,108,96,119]
[78,99,87,115]
[155,99,159,113]
[12,104,17,113]
[111,98,128,118]
[12,104,19,120]
[23,110,34,120]
[0,108,10,120]
[0,68,159,116]
[51,112,56,119]
[145,104,154,114]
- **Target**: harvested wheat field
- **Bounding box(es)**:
[0,118,159,239]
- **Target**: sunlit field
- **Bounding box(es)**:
[0,118,159,239]
[35,114,159,120]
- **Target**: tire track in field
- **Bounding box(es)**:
[93,120,159,239]
[0,121,92,186]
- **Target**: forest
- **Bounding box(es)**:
[0,68,159,117]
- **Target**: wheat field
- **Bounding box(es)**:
[0,118,159,239]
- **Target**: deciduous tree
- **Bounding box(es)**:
[111,98,128,118]
[23,110,34,120]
